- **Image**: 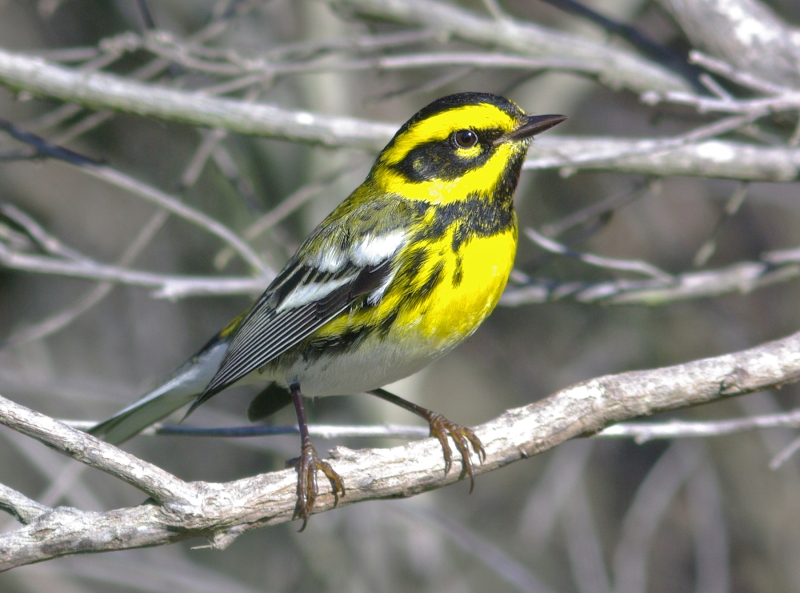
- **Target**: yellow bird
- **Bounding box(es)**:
[91,93,565,528]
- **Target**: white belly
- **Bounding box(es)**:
[259,335,455,397]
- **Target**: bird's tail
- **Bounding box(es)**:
[89,338,230,445]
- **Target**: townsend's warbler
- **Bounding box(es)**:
[90,93,565,527]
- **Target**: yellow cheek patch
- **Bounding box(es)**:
[383,103,518,165]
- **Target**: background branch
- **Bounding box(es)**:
[3,49,800,181]
[326,0,692,93]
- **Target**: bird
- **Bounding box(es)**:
[90,92,566,528]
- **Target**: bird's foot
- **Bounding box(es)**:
[425,412,486,493]
[286,443,345,531]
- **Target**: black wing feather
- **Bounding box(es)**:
[193,257,392,410]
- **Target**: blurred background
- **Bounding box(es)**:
[1,0,800,591]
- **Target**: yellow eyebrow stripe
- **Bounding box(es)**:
[382,103,519,165]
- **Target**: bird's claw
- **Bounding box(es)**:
[287,443,345,531]
[426,412,486,493]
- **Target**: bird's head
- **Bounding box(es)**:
[370,92,565,204]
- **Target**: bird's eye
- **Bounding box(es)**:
[452,129,478,148]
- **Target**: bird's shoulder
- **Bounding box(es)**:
[235,189,422,324]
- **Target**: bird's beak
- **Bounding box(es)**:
[493,114,567,146]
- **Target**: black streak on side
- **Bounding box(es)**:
[298,257,445,362]
[452,255,464,288]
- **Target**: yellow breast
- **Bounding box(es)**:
[393,226,517,351]
[309,210,517,359]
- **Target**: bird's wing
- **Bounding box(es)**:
[193,224,407,407]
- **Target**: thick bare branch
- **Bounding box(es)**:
[0,47,396,151]
[1,330,799,569]
[658,0,800,87]
[526,137,800,181]
[0,396,192,504]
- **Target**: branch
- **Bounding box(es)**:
[6,209,169,344]
[327,0,692,93]
[0,396,190,504]
[0,118,270,275]
[2,330,800,569]
[0,242,266,299]
[4,238,800,304]
[501,248,800,306]
[0,484,51,524]
[213,162,366,270]
[0,47,396,151]
[598,409,800,443]
[1,49,800,180]
[526,136,800,181]
[657,0,800,88]
[523,226,673,282]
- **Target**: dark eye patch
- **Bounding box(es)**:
[392,128,505,182]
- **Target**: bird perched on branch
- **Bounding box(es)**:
[90,93,565,528]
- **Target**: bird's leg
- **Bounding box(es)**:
[368,388,486,492]
[287,382,345,530]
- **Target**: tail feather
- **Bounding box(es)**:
[89,339,229,445]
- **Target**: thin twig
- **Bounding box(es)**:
[524,226,673,282]
[769,436,800,469]
[693,183,749,267]
[326,0,690,94]
[539,179,657,238]
[0,243,266,298]
[394,504,554,593]
[612,442,699,593]
[0,119,270,275]
[4,239,800,303]
[0,202,89,262]
[599,409,800,443]
[214,162,365,269]
[6,210,169,345]
[155,424,429,439]
[688,50,791,96]
[501,248,800,307]
[58,409,800,445]
[79,165,270,276]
